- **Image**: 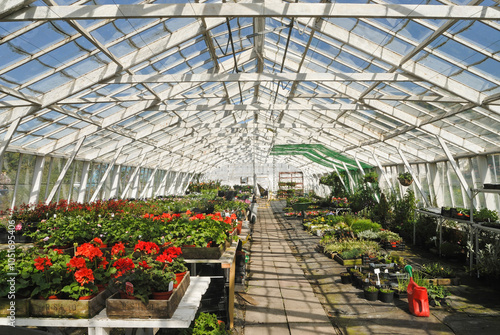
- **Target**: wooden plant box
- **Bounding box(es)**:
[424,277,460,286]
[30,288,113,318]
[106,271,190,319]
[382,241,406,251]
[334,254,362,266]
[0,298,29,317]
[181,243,227,259]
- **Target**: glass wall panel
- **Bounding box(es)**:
[15,155,36,207]
[58,161,74,202]
[0,152,21,211]
[70,161,84,202]
[39,156,52,202]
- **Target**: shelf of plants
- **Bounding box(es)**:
[0,189,251,329]
[0,276,211,331]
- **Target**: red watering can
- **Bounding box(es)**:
[404,265,429,317]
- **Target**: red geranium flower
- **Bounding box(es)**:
[76,243,103,261]
[156,252,173,264]
[67,257,87,271]
[34,256,52,272]
[134,241,160,255]
[138,260,151,269]
[92,237,103,246]
[98,258,109,269]
[165,246,182,258]
[112,257,135,278]
[111,242,125,256]
[75,268,94,286]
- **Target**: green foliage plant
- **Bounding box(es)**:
[474,207,499,223]
[397,172,413,185]
[190,312,227,335]
[469,242,500,279]
[421,263,456,278]
[357,230,379,240]
[378,230,402,242]
[350,218,381,234]
[365,285,378,292]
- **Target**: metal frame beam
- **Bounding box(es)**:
[45,136,86,205]
[89,147,123,203]
[6,4,500,20]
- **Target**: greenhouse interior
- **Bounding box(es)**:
[1,0,500,334]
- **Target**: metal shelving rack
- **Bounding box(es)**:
[415,186,500,276]
[278,172,304,197]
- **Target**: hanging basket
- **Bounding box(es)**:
[398,178,413,186]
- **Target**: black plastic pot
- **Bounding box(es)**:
[340,272,351,284]
[379,290,394,303]
[364,289,379,301]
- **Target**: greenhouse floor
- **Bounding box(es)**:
[240,200,500,335]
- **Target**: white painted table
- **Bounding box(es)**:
[1,277,211,335]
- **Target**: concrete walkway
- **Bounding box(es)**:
[244,201,338,335]
[242,200,500,335]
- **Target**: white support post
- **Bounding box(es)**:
[121,165,141,198]
[0,118,21,169]
[155,170,170,197]
[29,156,45,205]
[397,148,429,207]
[45,137,85,205]
[181,173,196,195]
[67,163,77,203]
[341,162,355,193]
[90,147,123,202]
[167,172,181,195]
[43,157,54,200]
[356,158,379,203]
[173,172,187,196]
[371,152,396,195]
[140,163,160,199]
[130,168,141,199]
[77,161,91,203]
[332,164,348,193]
[108,165,121,199]
[436,136,472,201]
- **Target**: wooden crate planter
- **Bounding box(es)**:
[106,271,190,319]
[382,241,405,251]
[30,288,113,318]
[362,255,378,265]
[0,298,29,317]
[181,243,227,260]
[334,254,362,266]
[424,277,460,286]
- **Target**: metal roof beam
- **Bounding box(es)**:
[6,4,500,20]
[110,72,416,84]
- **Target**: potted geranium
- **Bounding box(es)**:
[31,249,72,299]
[63,238,116,299]
[111,260,152,304]
[149,256,176,300]
[156,246,188,288]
